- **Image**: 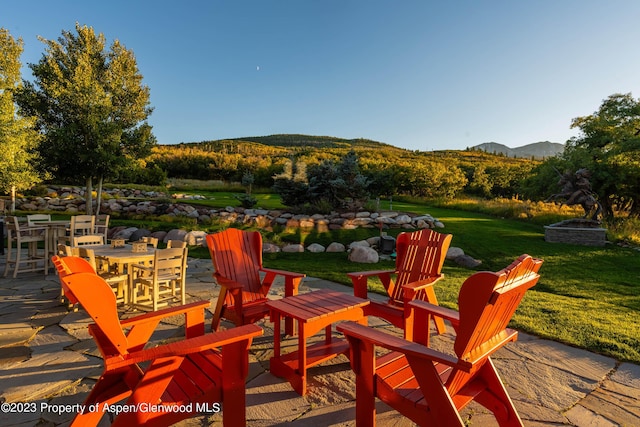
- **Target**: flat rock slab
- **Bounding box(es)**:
[245,372,310,423]
[0,323,39,348]
[0,350,100,402]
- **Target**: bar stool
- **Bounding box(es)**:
[3,216,49,278]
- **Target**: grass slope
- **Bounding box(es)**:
[258,205,640,364]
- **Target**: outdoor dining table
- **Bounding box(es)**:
[267,289,370,395]
[91,244,156,304]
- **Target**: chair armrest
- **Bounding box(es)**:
[121,300,211,349]
[213,273,245,289]
[347,270,395,299]
[106,324,263,370]
[409,299,460,323]
[402,275,444,292]
[20,225,48,236]
[261,268,305,298]
[337,321,470,371]
[260,267,305,279]
[121,301,210,327]
[347,269,395,280]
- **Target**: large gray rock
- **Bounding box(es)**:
[129,228,152,242]
[262,243,281,253]
[306,243,326,253]
[454,254,482,268]
[282,244,305,253]
[112,226,139,240]
[164,229,188,243]
[348,246,379,263]
[326,242,346,252]
[446,246,465,260]
[185,230,207,246]
[395,214,413,224]
[349,240,370,249]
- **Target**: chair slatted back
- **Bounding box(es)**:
[94,214,110,240]
[70,215,95,236]
[139,236,159,248]
[454,254,543,362]
[154,247,187,279]
[27,214,51,226]
[390,229,452,303]
[167,239,186,248]
[206,229,265,305]
[72,234,105,247]
[74,247,100,272]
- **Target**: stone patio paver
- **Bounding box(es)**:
[0,254,639,426]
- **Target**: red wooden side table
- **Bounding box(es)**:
[267,289,369,395]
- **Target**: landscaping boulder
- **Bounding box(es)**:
[306,243,326,253]
[282,244,305,253]
[326,242,346,252]
[129,228,152,242]
[150,230,168,242]
[395,214,412,225]
[455,254,482,269]
[446,247,465,260]
[185,230,207,246]
[349,240,370,249]
[262,243,281,253]
[164,229,187,243]
[112,227,139,240]
[348,246,379,264]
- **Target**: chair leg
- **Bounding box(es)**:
[3,238,12,277]
[211,288,228,331]
[473,359,524,427]
[423,286,446,334]
[352,339,376,427]
[13,243,22,278]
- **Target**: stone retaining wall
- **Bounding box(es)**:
[12,186,445,232]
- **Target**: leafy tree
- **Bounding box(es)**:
[564,93,640,218]
[465,165,492,198]
[17,23,155,213]
[0,28,41,211]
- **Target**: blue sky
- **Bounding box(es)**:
[5,1,640,151]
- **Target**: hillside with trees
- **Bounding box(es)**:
[148,135,538,202]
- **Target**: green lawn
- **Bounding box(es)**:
[251,205,640,364]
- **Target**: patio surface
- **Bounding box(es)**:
[1,255,639,426]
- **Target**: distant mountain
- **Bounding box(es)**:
[472,141,564,159]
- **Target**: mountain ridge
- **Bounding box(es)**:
[184,134,564,158]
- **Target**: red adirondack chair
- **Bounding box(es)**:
[52,255,262,427]
[347,229,452,338]
[206,228,305,331]
[338,254,543,427]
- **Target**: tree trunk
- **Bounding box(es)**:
[11,185,16,213]
[85,176,93,215]
[96,175,103,215]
